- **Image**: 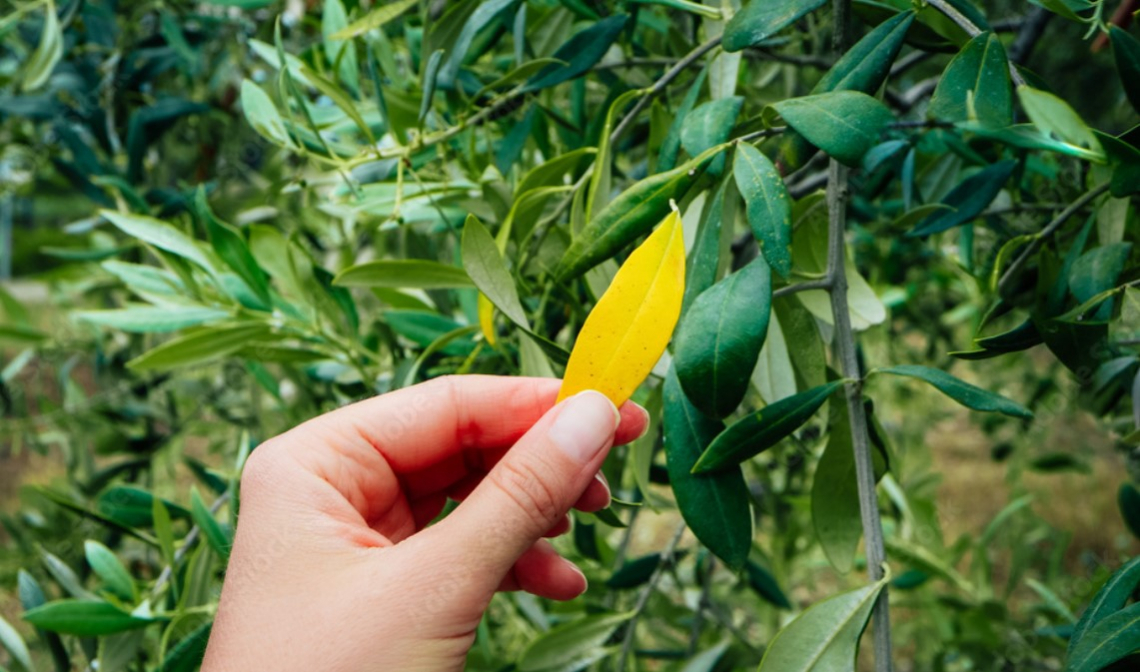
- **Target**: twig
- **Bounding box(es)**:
[996,183,1111,294]
[748,49,835,69]
[924,0,1027,86]
[151,491,232,597]
[610,35,723,143]
[614,522,686,672]
[773,278,832,299]
[826,0,892,668]
[1008,7,1053,65]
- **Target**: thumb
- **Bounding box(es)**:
[426,390,619,582]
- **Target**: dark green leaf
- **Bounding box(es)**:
[23,601,155,637]
[745,561,792,609]
[675,255,772,418]
[97,486,191,528]
[194,190,272,307]
[724,0,827,51]
[385,310,475,356]
[929,32,1012,128]
[1097,132,1140,198]
[769,92,894,166]
[438,0,516,87]
[160,621,213,672]
[1070,243,1132,320]
[682,179,728,314]
[334,260,474,289]
[606,553,663,589]
[878,365,1032,418]
[419,49,444,123]
[1119,484,1140,541]
[658,67,708,173]
[555,152,714,280]
[908,160,1017,237]
[680,97,742,176]
[1070,555,1140,657]
[734,143,792,277]
[811,402,862,574]
[522,15,629,92]
[1067,602,1140,672]
[693,380,844,473]
[663,369,753,570]
[814,10,915,94]
[1110,27,1140,115]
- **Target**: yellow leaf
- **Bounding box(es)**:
[557,209,686,406]
[478,293,497,346]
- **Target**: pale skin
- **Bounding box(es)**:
[202,376,648,672]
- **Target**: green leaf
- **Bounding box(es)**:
[756,575,888,672]
[746,560,792,609]
[153,497,176,574]
[1120,484,1140,541]
[589,89,646,221]
[23,601,155,637]
[734,143,792,277]
[663,369,753,570]
[694,380,844,473]
[126,323,273,371]
[1070,243,1132,320]
[814,10,915,94]
[21,0,61,91]
[385,311,475,356]
[682,179,728,314]
[769,92,894,166]
[76,306,230,333]
[1017,86,1102,155]
[83,541,134,601]
[877,365,1032,418]
[322,0,359,93]
[1070,556,1140,657]
[333,260,474,289]
[675,256,772,418]
[239,80,296,149]
[606,553,663,589]
[518,612,632,671]
[1096,132,1140,198]
[929,32,1012,128]
[658,67,708,173]
[190,487,231,561]
[419,49,444,123]
[811,405,862,575]
[42,551,97,600]
[1110,27,1140,115]
[462,215,528,327]
[194,191,272,307]
[1066,602,1140,672]
[159,621,212,672]
[0,613,34,672]
[884,538,975,594]
[523,14,629,92]
[100,210,215,274]
[556,152,714,281]
[0,324,47,345]
[330,0,417,39]
[724,0,828,52]
[680,97,742,176]
[438,0,515,87]
[907,160,1017,237]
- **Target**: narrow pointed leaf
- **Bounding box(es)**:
[100,210,215,274]
[558,211,686,406]
[195,190,272,307]
[769,92,894,166]
[680,97,742,176]
[682,179,728,314]
[330,0,417,39]
[462,215,529,328]
[1070,556,1140,656]
[814,11,916,94]
[908,160,1017,237]
[190,487,231,561]
[83,541,134,601]
[518,612,633,671]
[1017,86,1102,155]
[694,380,843,473]
[522,15,628,92]
[930,32,1012,128]
[126,323,273,371]
[811,404,862,574]
[745,560,792,609]
[724,0,827,52]
[734,144,792,277]
[76,306,230,333]
[756,575,888,672]
[658,67,708,173]
[663,369,752,570]
[1066,601,1140,672]
[0,613,34,672]
[675,255,772,418]
[556,152,712,281]
[878,365,1032,418]
[333,260,474,288]
[23,601,155,636]
[419,49,444,123]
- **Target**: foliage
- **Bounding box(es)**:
[1,0,1139,670]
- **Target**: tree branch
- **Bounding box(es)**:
[614,523,687,672]
[826,0,892,669]
[995,183,1111,295]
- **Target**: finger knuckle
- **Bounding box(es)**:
[490,458,563,532]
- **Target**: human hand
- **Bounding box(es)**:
[201,376,648,672]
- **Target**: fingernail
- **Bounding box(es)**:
[594,472,612,507]
[631,403,651,441]
[549,390,619,463]
[561,556,588,590]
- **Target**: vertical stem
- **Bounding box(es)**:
[825,1,893,669]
